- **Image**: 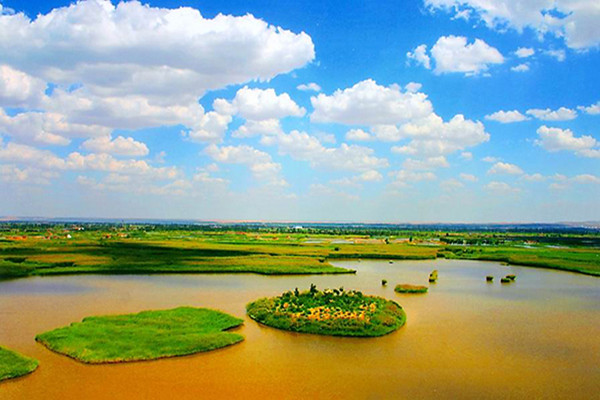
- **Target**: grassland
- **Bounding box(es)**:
[394,284,428,294]
[0,224,598,279]
[246,285,406,337]
[35,307,244,363]
[0,346,38,382]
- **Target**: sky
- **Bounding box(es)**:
[0,0,599,222]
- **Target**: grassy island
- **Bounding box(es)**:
[246,285,406,337]
[394,284,428,294]
[0,346,38,382]
[35,307,244,364]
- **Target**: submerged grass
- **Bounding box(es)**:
[246,286,406,337]
[394,284,428,294]
[35,307,244,364]
[0,346,38,382]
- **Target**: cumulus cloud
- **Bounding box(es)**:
[311,79,433,125]
[488,162,524,175]
[429,36,503,75]
[485,181,520,193]
[441,178,464,190]
[331,170,383,187]
[233,119,283,139]
[459,173,478,182]
[544,49,566,62]
[535,125,600,158]
[0,65,46,107]
[403,156,449,170]
[485,110,529,123]
[425,0,600,50]
[390,114,489,156]
[511,63,530,72]
[578,102,600,115]
[406,44,431,69]
[389,169,436,186]
[204,143,286,186]
[186,111,232,143]
[345,128,373,142]
[262,130,389,172]
[0,164,59,185]
[0,1,314,102]
[460,152,473,160]
[215,86,305,121]
[81,135,149,157]
[515,47,535,58]
[297,83,321,92]
[526,107,577,121]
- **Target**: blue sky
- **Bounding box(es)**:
[0,0,599,222]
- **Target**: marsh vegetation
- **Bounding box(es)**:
[246,285,406,337]
[0,346,38,382]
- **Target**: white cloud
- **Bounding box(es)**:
[526,107,577,121]
[232,119,282,139]
[406,44,431,69]
[430,35,504,75]
[216,86,305,121]
[0,164,59,185]
[515,47,535,58]
[488,162,524,175]
[0,141,179,179]
[425,0,600,50]
[521,173,546,182]
[403,156,449,170]
[482,156,499,163]
[186,111,232,143]
[511,63,530,72]
[0,65,45,107]
[405,82,423,93]
[262,130,389,172]
[485,181,520,193]
[331,170,383,187]
[81,135,149,157]
[204,143,286,186]
[535,125,600,158]
[389,169,436,186]
[544,49,566,62]
[311,79,433,125]
[459,173,478,182]
[441,178,464,190]
[485,110,528,123]
[460,151,473,160]
[391,114,489,156]
[578,102,600,115]
[297,82,321,92]
[0,1,314,102]
[572,174,600,184]
[345,128,373,142]
[0,108,113,146]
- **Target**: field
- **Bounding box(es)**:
[0,223,599,279]
[35,307,244,364]
[246,286,406,336]
[0,346,38,382]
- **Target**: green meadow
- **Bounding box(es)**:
[35,307,244,364]
[0,346,38,382]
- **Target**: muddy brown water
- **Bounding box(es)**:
[0,259,599,399]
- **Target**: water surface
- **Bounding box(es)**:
[0,259,598,399]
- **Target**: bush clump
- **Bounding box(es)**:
[394,284,428,294]
[246,285,405,337]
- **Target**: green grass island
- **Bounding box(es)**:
[246,285,406,337]
[35,307,244,364]
[394,284,429,294]
[0,346,38,382]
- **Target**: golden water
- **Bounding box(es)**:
[1,259,599,399]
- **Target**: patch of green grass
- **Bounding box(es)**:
[35,307,244,364]
[394,284,428,294]
[0,346,38,382]
[246,285,406,337]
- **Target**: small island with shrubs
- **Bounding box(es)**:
[394,284,429,294]
[246,285,406,337]
[35,307,244,364]
[0,346,38,382]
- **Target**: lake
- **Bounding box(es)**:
[1,259,599,399]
